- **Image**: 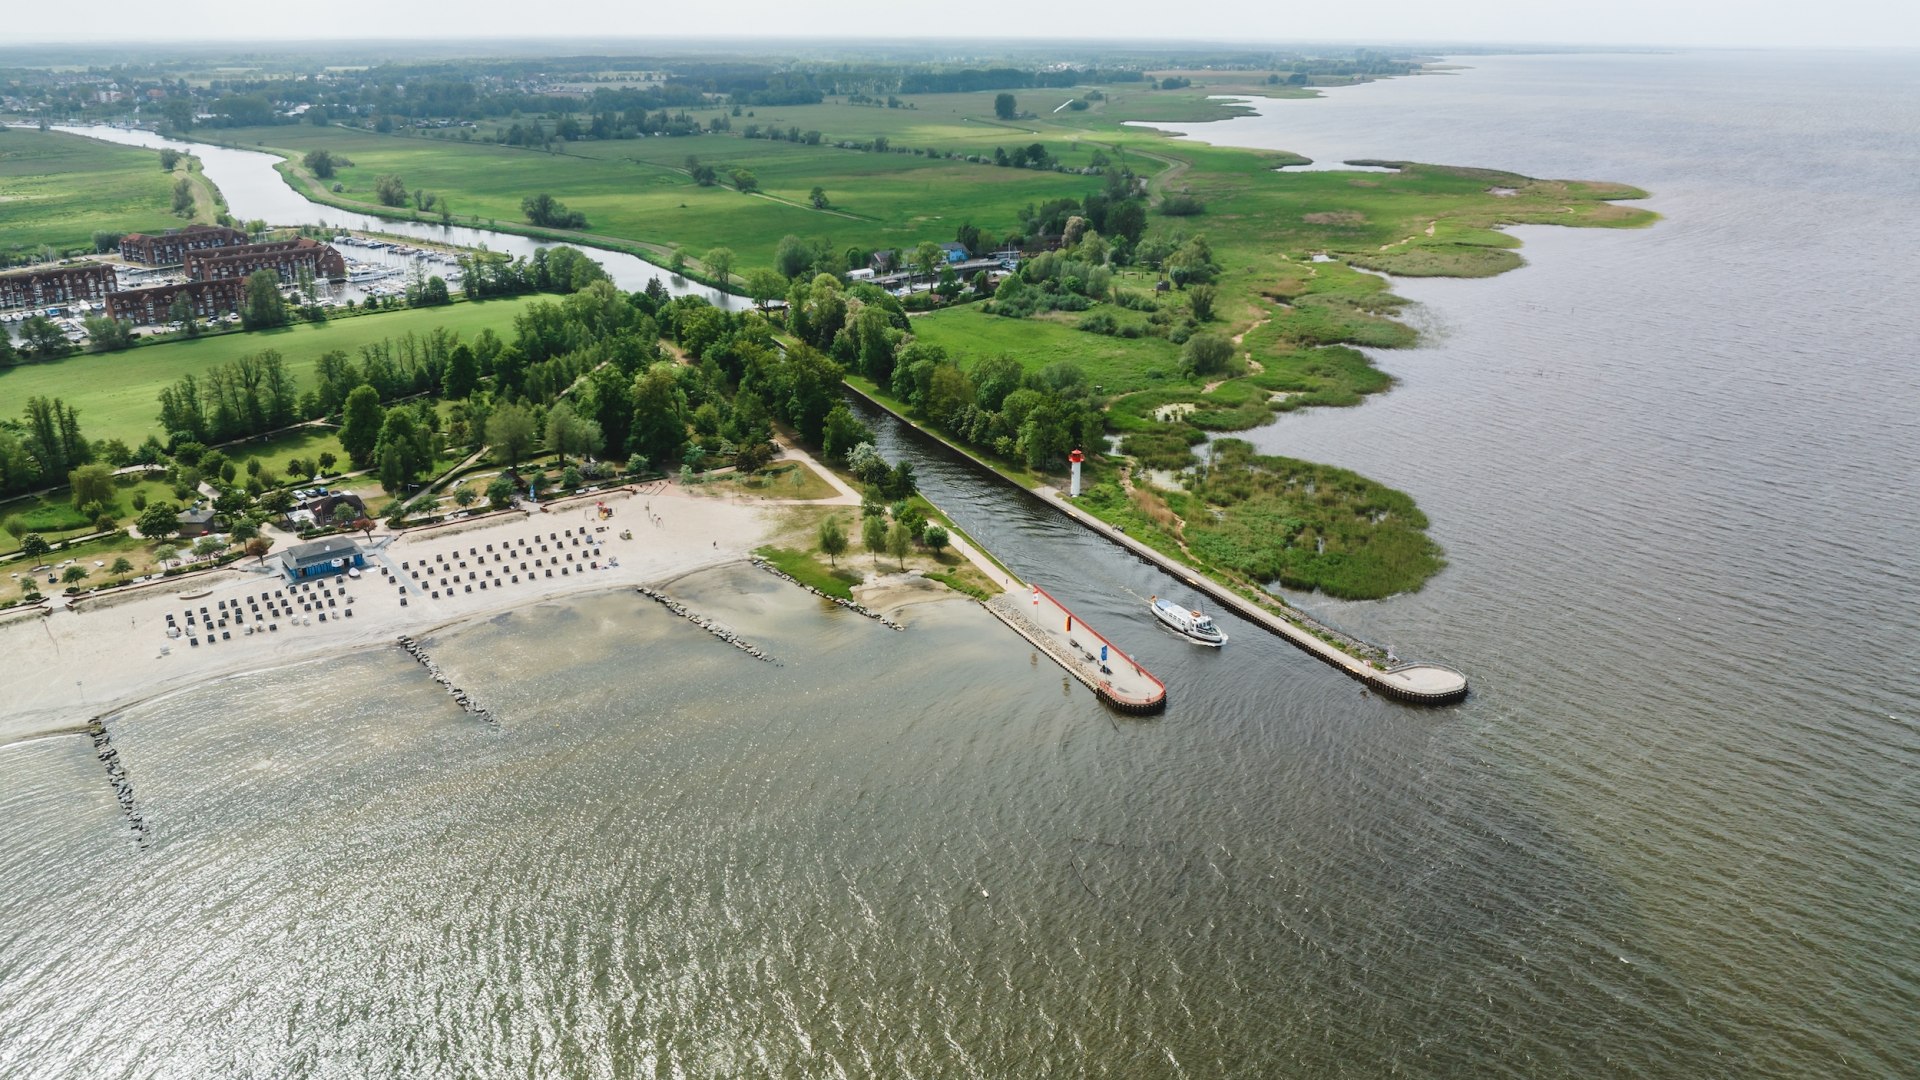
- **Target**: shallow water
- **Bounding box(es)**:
[5,51,1919,1078]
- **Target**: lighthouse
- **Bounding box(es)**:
[1068,448,1084,498]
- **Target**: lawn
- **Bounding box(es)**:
[908,303,1186,393]
[0,472,177,556]
[0,128,187,258]
[0,296,540,446]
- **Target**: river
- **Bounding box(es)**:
[55,125,747,309]
[4,51,1917,1078]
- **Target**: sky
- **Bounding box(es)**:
[4,0,1918,49]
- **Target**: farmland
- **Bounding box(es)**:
[0,128,190,258]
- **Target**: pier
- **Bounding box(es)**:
[986,586,1167,714]
[840,381,1468,705]
[1037,488,1468,705]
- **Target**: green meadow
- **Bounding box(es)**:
[0,297,538,446]
[0,128,185,257]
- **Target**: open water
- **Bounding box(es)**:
[4,51,1918,1078]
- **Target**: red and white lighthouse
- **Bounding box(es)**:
[1068,448,1085,498]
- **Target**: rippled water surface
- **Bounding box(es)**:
[5,51,1919,1078]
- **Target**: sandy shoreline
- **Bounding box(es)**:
[0,486,786,745]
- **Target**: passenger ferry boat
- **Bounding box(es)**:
[1150,596,1227,646]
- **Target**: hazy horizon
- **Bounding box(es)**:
[3,1,1917,51]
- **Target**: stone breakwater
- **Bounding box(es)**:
[85,718,148,845]
[635,586,780,663]
[395,635,497,724]
[748,557,905,631]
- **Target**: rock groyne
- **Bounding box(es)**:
[395,635,497,723]
[85,717,148,845]
[636,586,779,663]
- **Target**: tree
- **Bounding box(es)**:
[924,524,950,555]
[746,268,786,309]
[1182,332,1234,376]
[245,536,273,563]
[818,514,847,566]
[19,533,52,559]
[110,556,135,576]
[481,403,533,465]
[912,241,944,283]
[543,399,602,463]
[1187,284,1217,322]
[773,234,816,279]
[302,149,336,179]
[83,315,135,351]
[809,186,830,209]
[521,193,587,229]
[135,504,178,540]
[729,169,758,194]
[192,536,225,561]
[171,176,194,216]
[452,485,478,509]
[241,269,288,330]
[351,517,377,541]
[862,512,887,566]
[994,93,1017,121]
[158,148,181,171]
[20,315,72,358]
[151,543,179,569]
[339,384,384,467]
[317,451,338,474]
[62,565,88,586]
[258,488,296,516]
[69,464,114,510]
[704,247,735,288]
[486,474,516,509]
[442,343,478,400]
[886,520,912,570]
[376,409,431,494]
[375,174,409,207]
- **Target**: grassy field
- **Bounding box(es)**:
[909,303,1185,393]
[0,128,188,257]
[0,296,539,446]
[215,121,1093,266]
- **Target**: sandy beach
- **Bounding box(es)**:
[0,485,788,744]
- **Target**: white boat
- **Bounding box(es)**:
[346,567,362,579]
[1150,596,1227,646]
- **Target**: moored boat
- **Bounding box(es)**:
[1150,596,1227,646]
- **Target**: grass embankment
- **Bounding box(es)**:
[0,296,539,446]
[0,128,195,258]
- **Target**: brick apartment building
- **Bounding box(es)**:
[0,263,118,310]
[104,279,247,324]
[183,237,346,283]
[118,224,250,266]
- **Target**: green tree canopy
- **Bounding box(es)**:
[338,384,385,468]
[818,514,847,566]
[241,269,288,330]
[486,402,537,464]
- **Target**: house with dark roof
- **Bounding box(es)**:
[175,507,217,537]
[279,537,365,581]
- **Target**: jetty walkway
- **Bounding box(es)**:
[1036,487,1468,705]
[986,585,1166,714]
